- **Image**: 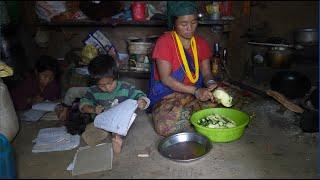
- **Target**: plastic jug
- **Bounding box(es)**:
[0,133,16,179]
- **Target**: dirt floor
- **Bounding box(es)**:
[11,98,318,179]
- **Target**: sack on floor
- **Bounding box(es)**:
[65,98,93,135]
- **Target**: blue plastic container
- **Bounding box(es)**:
[0,133,16,179]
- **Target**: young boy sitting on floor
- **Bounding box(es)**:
[79,54,150,154]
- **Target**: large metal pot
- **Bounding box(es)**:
[293,28,318,45]
[266,46,293,68]
[256,37,294,68]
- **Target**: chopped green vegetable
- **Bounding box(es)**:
[197,113,236,129]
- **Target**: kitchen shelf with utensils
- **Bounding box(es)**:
[119,70,149,79]
[35,18,234,79]
[37,19,233,27]
[37,19,167,27]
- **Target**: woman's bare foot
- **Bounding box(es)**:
[112,134,123,154]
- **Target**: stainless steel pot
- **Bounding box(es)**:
[247,42,294,68]
[293,28,318,45]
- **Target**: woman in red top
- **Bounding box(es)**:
[148,1,219,137]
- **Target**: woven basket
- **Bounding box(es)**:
[128,41,153,55]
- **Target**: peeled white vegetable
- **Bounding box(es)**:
[226,122,236,128]
[212,89,233,107]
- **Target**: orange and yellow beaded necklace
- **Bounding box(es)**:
[172,31,199,83]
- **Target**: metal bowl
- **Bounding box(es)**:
[158,132,212,162]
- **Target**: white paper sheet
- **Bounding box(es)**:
[21,109,47,122]
[32,101,60,112]
[94,99,138,136]
[32,126,80,153]
[75,67,89,76]
[40,111,59,121]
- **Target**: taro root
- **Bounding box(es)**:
[212,89,233,107]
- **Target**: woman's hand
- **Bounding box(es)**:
[194,85,217,102]
[137,99,147,110]
[207,83,218,90]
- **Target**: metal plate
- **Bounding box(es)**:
[158,132,212,162]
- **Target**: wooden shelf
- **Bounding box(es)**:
[36,17,233,80]
[119,70,149,79]
[199,19,234,25]
[37,19,167,27]
[37,19,233,27]
[71,68,149,79]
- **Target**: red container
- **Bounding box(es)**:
[220,1,232,17]
[131,2,146,21]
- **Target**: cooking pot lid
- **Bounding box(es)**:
[266,37,289,45]
[294,28,317,32]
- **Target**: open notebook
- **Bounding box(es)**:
[32,101,60,112]
[94,99,138,136]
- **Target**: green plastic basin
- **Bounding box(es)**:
[190,108,250,142]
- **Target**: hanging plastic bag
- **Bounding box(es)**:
[0,79,19,142]
[80,44,98,65]
[83,29,118,57]
[0,60,13,78]
[35,1,67,22]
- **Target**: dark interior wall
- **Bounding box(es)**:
[254,1,318,38]
[225,1,318,79]
[18,1,318,80]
